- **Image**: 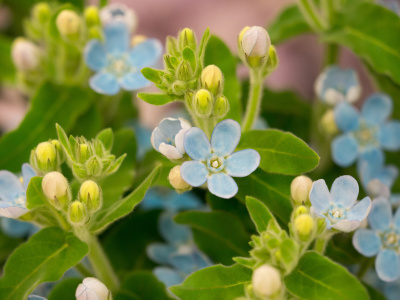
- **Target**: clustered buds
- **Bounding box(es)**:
[68,201,87,225]
[290,175,313,205]
[32,3,51,26]
[30,140,65,175]
[42,172,71,210]
[168,166,191,192]
[179,28,197,51]
[76,277,111,300]
[11,38,40,72]
[252,264,282,298]
[79,180,102,213]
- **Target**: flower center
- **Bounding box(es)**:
[354,123,378,148]
[382,230,400,249]
[206,154,225,173]
[13,193,26,206]
[327,204,347,223]
[111,8,125,17]
[107,55,132,77]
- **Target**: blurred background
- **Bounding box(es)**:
[0,0,373,132]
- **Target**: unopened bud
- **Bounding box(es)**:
[213,95,229,118]
[11,38,40,72]
[32,3,51,25]
[294,205,308,218]
[76,277,111,300]
[88,27,102,40]
[291,175,313,204]
[179,28,197,51]
[56,10,81,37]
[68,201,87,225]
[321,109,338,135]
[168,166,191,191]
[176,61,192,81]
[201,65,223,95]
[252,265,282,297]
[194,89,213,117]
[36,142,57,166]
[131,35,147,47]
[294,214,314,240]
[238,26,250,44]
[42,172,71,210]
[79,180,102,212]
[51,140,64,162]
[240,26,271,68]
[84,6,100,27]
[265,45,278,74]
[86,156,102,177]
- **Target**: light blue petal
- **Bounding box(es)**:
[180,161,208,187]
[334,102,360,132]
[119,71,150,91]
[390,194,400,206]
[0,218,35,238]
[347,196,371,221]
[157,118,184,142]
[146,243,177,264]
[309,179,331,214]
[0,203,28,219]
[129,39,163,68]
[183,127,211,160]
[376,165,399,188]
[207,173,238,199]
[392,207,400,230]
[84,40,107,71]
[225,149,260,177]
[376,249,400,282]
[140,188,164,210]
[368,197,392,231]
[357,148,384,180]
[104,22,129,54]
[210,119,241,156]
[170,253,197,274]
[89,72,120,95]
[361,93,393,126]
[159,212,191,245]
[330,175,359,208]
[0,171,24,202]
[379,121,400,151]
[153,267,184,287]
[384,281,400,300]
[331,134,359,167]
[352,229,381,257]
[22,163,36,191]
[168,192,203,211]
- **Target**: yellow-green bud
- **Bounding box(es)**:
[321,109,338,135]
[42,171,71,210]
[79,180,102,212]
[56,10,81,37]
[32,3,51,25]
[35,142,57,172]
[179,28,197,51]
[201,65,223,95]
[51,139,64,162]
[294,214,314,239]
[84,6,100,27]
[294,205,308,218]
[252,265,282,297]
[68,201,87,225]
[176,61,192,81]
[265,45,278,74]
[291,175,313,204]
[11,38,40,72]
[213,95,230,118]
[79,144,89,162]
[194,89,213,117]
[168,166,191,191]
[88,27,103,40]
[239,26,271,68]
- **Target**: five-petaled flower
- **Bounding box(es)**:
[310,175,371,232]
[332,93,400,167]
[353,197,400,282]
[84,21,162,95]
[0,164,36,218]
[180,119,260,199]
[314,66,361,105]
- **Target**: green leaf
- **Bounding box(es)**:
[0,227,88,300]
[26,176,47,209]
[198,28,210,63]
[170,264,251,300]
[182,47,197,72]
[96,128,114,151]
[48,278,82,300]
[267,5,312,44]
[0,82,93,172]
[237,129,319,175]
[0,231,24,267]
[245,196,276,233]
[236,169,293,228]
[90,165,161,233]
[0,35,16,84]
[115,271,173,300]
[204,35,241,122]
[141,67,162,84]
[137,92,176,105]
[284,251,369,300]
[325,233,363,265]
[323,2,400,85]
[175,211,250,265]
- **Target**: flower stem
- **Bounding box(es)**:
[75,262,95,278]
[297,0,327,32]
[323,43,339,67]
[242,69,263,132]
[314,234,331,254]
[48,205,71,231]
[357,258,374,280]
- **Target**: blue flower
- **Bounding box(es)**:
[1,218,37,238]
[147,212,212,287]
[314,66,360,105]
[310,175,371,232]
[353,197,400,282]
[180,119,260,199]
[99,3,137,32]
[332,93,400,167]
[151,118,192,160]
[0,164,36,219]
[84,22,162,95]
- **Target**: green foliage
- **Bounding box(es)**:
[285,251,369,300]
[0,35,16,84]
[175,211,251,265]
[26,176,47,209]
[0,227,88,300]
[48,278,82,300]
[170,264,251,300]
[136,93,176,106]
[237,129,319,175]
[245,196,275,234]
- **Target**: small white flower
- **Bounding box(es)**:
[76,277,111,300]
[290,175,313,204]
[252,264,282,297]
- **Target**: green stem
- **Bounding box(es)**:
[357,258,374,280]
[323,43,339,67]
[242,69,263,132]
[48,205,71,231]
[75,262,95,278]
[314,235,330,254]
[297,0,327,32]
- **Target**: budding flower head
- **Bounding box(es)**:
[36,142,57,166]
[76,277,111,300]
[213,95,230,118]
[291,175,313,204]
[79,180,102,213]
[194,89,213,117]
[31,141,60,174]
[294,214,314,240]
[11,38,40,72]
[252,264,282,297]
[321,109,338,135]
[68,201,87,225]
[240,26,271,68]
[56,10,81,37]
[84,6,100,27]
[32,2,51,25]
[42,172,71,210]
[179,28,197,51]
[168,166,191,192]
[265,45,279,74]
[201,65,223,96]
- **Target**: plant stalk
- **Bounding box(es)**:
[242,69,263,132]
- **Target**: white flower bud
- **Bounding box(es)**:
[252,264,282,297]
[56,10,81,37]
[11,38,40,72]
[76,277,111,300]
[168,166,191,191]
[201,65,223,95]
[42,172,71,210]
[291,175,313,204]
[240,26,271,68]
[321,109,338,135]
